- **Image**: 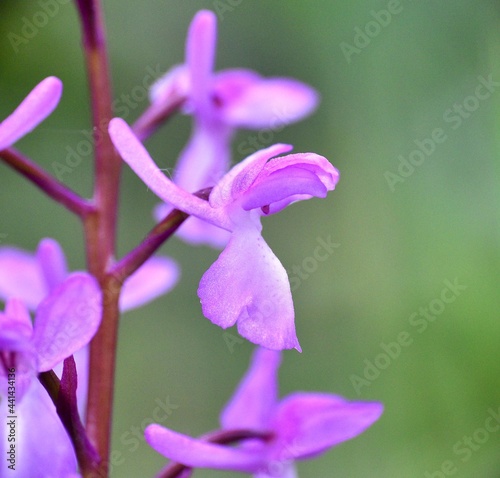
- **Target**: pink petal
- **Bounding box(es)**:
[36,238,68,292]
[0,247,47,309]
[221,347,281,430]
[2,382,78,477]
[271,393,384,460]
[174,123,231,193]
[186,10,217,112]
[120,257,180,312]
[33,273,101,372]
[259,152,339,191]
[241,167,328,212]
[0,77,62,150]
[198,227,300,351]
[0,301,36,400]
[209,144,293,208]
[220,78,318,129]
[145,424,264,472]
[149,65,189,105]
[109,118,230,230]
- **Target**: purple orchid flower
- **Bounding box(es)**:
[0,274,101,477]
[150,10,319,248]
[0,237,180,418]
[109,118,339,351]
[0,76,62,151]
[145,347,383,477]
[0,237,180,312]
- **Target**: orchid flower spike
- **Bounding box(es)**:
[0,77,62,151]
[145,347,383,477]
[0,274,101,476]
[150,10,319,247]
[109,118,339,350]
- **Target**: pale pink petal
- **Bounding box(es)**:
[174,123,231,194]
[241,167,328,212]
[0,247,47,309]
[145,424,265,472]
[2,381,78,477]
[255,462,298,478]
[0,77,62,150]
[36,238,68,292]
[0,301,36,400]
[221,347,281,430]
[120,257,180,312]
[149,65,189,105]
[33,273,101,372]
[271,393,383,460]
[186,10,217,112]
[259,153,339,191]
[198,228,300,351]
[109,118,230,230]
[220,78,318,129]
[209,144,293,208]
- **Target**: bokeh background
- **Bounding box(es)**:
[1,1,500,476]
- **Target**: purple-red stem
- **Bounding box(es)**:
[74,1,121,476]
[0,148,95,218]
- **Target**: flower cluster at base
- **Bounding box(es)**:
[146,347,383,477]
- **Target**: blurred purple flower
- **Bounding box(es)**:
[145,347,383,477]
[109,118,339,350]
[151,10,319,248]
[0,237,180,312]
[0,274,101,477]
[0,77,62,151]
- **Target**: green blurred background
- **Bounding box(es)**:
[1,1,500,476]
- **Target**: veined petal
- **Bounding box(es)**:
[145,424,265,472]
[0,301,36,400]
[0,247,47,310]
[36,238,68,293]
[109,118,230,230]
[186,10,217,112]
[221,78,318,129]
[1,381,78,477]
[0,77,62,151]
[241,167,328,212]
[271,393,383,460]
[209,144,293,208]
[198,228,300,351]
[33,273,101,372]
[259,153,339,191]
[221,347,281,430]
[120,257,180,312]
